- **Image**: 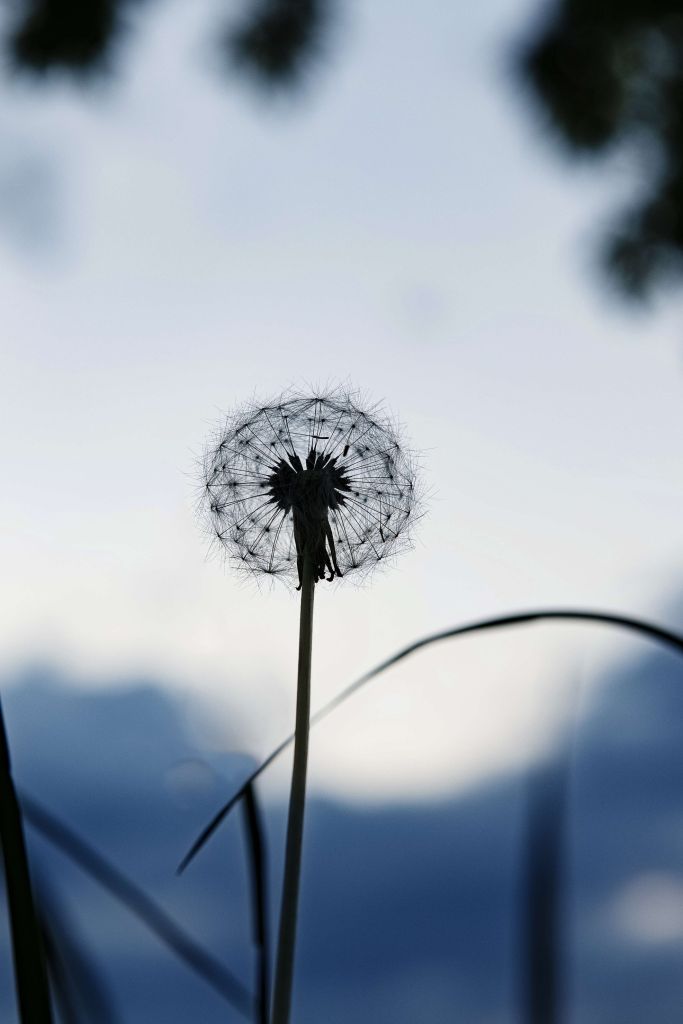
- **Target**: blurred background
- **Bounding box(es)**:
[1,0,682,1020]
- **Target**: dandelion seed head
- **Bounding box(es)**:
[199,386,421,588]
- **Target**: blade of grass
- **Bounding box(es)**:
[178,607,683,873]
[20,794,252,1018]
[520,673,580,1024]
[520,750,569,1024]
[241,782,270,1024]
[37,878,118,1024]
[41,922,81,1024]
[0,699,54,1024]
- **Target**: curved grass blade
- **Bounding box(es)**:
[0,699,54,1023]
[41,922,81,1024]
[20,794,252,1018]
[241,782,270,1024]
[37,878,118,1024]
[178,607,683,873]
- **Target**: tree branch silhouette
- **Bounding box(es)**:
[517,0,683,298]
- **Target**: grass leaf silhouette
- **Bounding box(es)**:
[0,699,54,1023]
[38,877,118,1024]
[21,794,252,1017]
[178,607,683,873]
[241,782,270,1024]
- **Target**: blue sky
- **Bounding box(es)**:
[1,0,683,800]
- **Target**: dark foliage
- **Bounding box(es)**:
[5,0,332,85]
[9,0,124,75]
[8,2,683,299]
[518,1,683,297]
[227,0,332,86]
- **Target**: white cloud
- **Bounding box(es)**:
[611,872,683,946]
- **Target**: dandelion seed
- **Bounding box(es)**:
[199,386,419,589]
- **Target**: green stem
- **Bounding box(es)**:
[270,551,315,1024]
[0,698,53,1024]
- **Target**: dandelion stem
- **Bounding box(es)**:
[0,698,53,1024]
[271,549,315,1024]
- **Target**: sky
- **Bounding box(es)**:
[1,0,683,802]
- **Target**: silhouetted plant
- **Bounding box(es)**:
[22,794,252,1016]
[37,878,118,1024]
[520,750,570,1024]
[0,700,54,1023]
[198,386,420,1024]
[179,607,683,870]
[177,607,683,1022]
[200,387,418,589]
[241,782,270,1024]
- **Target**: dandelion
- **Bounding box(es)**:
[198,386,420,1024]
[201,388,417,589]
